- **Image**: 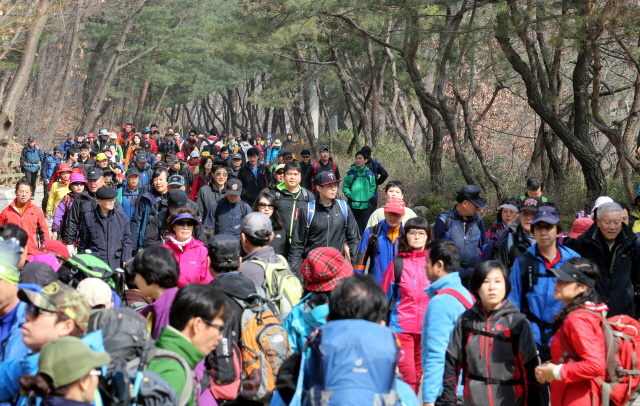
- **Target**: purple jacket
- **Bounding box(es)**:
[161,237,212,288]
[52,193,76,233]
[140,286,179,340]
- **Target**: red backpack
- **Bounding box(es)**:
[559,310,640,406]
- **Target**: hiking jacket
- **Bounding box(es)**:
[487,220,507,239]
[158,140,180,155]
[630,205,640,233]
[381,249,429,335]
[202,198,252,239]
[196,183,225,221]
[136,163,153,189]
[189,174,211,201]
[147,326,206,406]
[572,223,640,317]
[507,244,581,347]
[20,144,44,172]
[237,162,271,205]
[117,185,146,222]
[355,219,402,283]
[288,198,360,273]
[0,302,28,362]
[300,161,312,189]
[131,188,166,249]
[432,205,488,279]
[266,146,282,164]
[140,287,179,340]
[181,139,198,156]
[495,224,534,270]
[282,292,329,354]
[117,129,134,146]
[304,159,341,189]
[343,164,376,210]
[0,199,49,252]
[239,246,278,287]
[91,136,109,154]
[52,193,77,234]
[46,180,70,217]
[64,190,123,245]
[270,182,314,239]
[421,272,474,403]
[78,207,132,270]
[61,140,74,153]
[43,155,62,180]
[442,300,541,406]
[161,237,212,287]
[366,158,388,198]
[550,303,608,406]
[143,205,204,249]
[169,162,195,196]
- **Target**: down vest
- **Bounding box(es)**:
[161,236,212,287]
[77,207,132,271]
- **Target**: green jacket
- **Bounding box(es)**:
[147,326,205,406]
[343,164,376,210]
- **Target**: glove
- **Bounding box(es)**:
[67,244,76,257]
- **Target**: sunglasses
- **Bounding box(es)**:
[25,304,56,321]
[202,318,225,333]
[301,155,310,158]
[258,202,275,209]
[215,172,228,178]
[174,220,196,228]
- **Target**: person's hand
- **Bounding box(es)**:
[51,231,57,240]
[67,244,76,257]
[535,363,556,383]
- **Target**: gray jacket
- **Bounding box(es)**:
[239,246,280,287]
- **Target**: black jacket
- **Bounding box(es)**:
[573,223,640,317]
[169,162,195,196]
[158,140,180,155]
[77,207,132,271]
[196,183,226,221]
[269,184,314,239]
[287,198,359,273]
[496,224,534,272]
[64,190,123,244]
[304,159,341,190]
[237,162,271,205]
[91,136,109,154]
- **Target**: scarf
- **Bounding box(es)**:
[168,235,191,252]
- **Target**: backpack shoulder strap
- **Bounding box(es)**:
[307,200,316,228]
[313,161,319,176]
[331,161,337,173]
[152,349,194,406]
[520,251,537,303]
[240,201,248,217]
[436,288,475,309]
[438,212,452,233]
[336,199,348,225]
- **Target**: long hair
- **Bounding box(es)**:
[252,190,284,230]
[198,156,214,184]
[553,258,602,326]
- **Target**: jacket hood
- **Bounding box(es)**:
[300,293,330,327]
[349,164,368,173]
[210,272,258,301]
[470,299,519,320]
[276,181,301,195]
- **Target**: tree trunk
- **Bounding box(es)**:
[133,77,150,127]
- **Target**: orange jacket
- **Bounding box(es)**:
[0,199,49,252]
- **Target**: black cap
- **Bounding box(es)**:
[456,185,486,208]
[532,205,560,226]
[282,151,293,159]
[53,146,64,154]
[136,154,147,163]
[86,168,103,180]
[167,157,179,166]
[207,235,240,263]
[125,167,140,177]
[521,196,543,212]
[168,175,185,186]
[226,178,243,196]
[28,136,35,142]
[168,189,189,210]
[319,145,330,152]
[549,262,596,288]
[140,141,151,149]
[96,186,117,200]
[153,161,167,169]
[315,171,339,186]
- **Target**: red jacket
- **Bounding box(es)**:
[0,199,49,252]
[189,174,211,201]
[142,137,157,153]
[550,303,607,406]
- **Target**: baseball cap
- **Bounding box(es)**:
[104,151,113,158]
[140,141,152,149]
[136,154,147,163]
[53,146,64,154]
[207,235,240,263]
[19,282,91,332]
[96,186,117,200]
[57,163,71,173]
[240,212,273,239]
[168,189,189,210]
[521,196,543,212]
[201,152,210,157]
[167,156,178,166]
[168,174,185,187]
[497,203,519,213]
[385,198,406,215]
[549,261,596,288]
[275,164,285,173]
[531,205,560,226]
[125,167,140,177]
[319,145,330,152]
[99,129,109,136]
[456,185,486,208]
[282,151,293,159]
[569,217,594,239]
[301,247,354,292]
[0,238,23,285]
[39,337,110,389]
[76,278,112,308]
[231,153,242,160]
[190,151,199,158]
[176,152,185,160]
[153,161,167,169]
[171,212,201,225]
[95,153,108,161]
[315,171,339,186]
[28,136,35,142]
[41,240,70,260]
[86,168,103,180]
[226,178,243,196]
[66,132,75,139]
[19,262,57,287]
[273,139,282,147]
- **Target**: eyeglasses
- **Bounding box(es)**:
[407,230,428,237]
[25,304,56,321]
[258,202,275,209]
[202,319,225,333]
[215,172,228,178]
[174,221,195,228]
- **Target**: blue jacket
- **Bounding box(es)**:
[355,220,401,283]
[202,198,251,240]
[0,330,105,406]
[282,292,329,354]
[42,155,62,180]
[118,185,146,222]
[421,272,473,403]
[78,207,132,271]
[266,146,282,164]
[20,144,44,172]
[508,244,581,347]
[61,140,74,153]
[131,189,166,249]
[0,301,28,362]
[135,163,152,189]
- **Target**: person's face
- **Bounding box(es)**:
[28,141,35,148]
[283,156,294,164]
[0,280,18,313]
[232,158,242,169]
[425,255,444,283]
[284,170,301,188]
[68,152,78,163]
[97,198,115,213]
[622,209,630,225]
[16,185,31,204]
[22,305,72,352]
[109,145,116,154]
[87,177,104,194]
[189,133,196,140]
[192,315,225,354]
[355,154,366,168]
[97,160,108,168]
[554,279,587,305]
[171,161,181,172]
[529,188,542,198]
[317,183,337,201]
[155,153,163,162]
[320,150,330,161]
[248,155,258,166]
[384,211,403,229]
[501,208,518,225]
[406,228,428,250]
[275,171,284,183]
[598,210,622,243]
[143,133,150,139]
[221,151,229,159]
[174,134,180,143]
[532,222,558,249]
[136,159,146,169]
[257,197,274,217]
[458,200,479,217]
[173,219,195,241]
[301,153,310,164]
[386,187,403,200]
[60,171,71,181]
[214,168,228,186]
[125,125,132,133]
[227,194,240,204]
[80,149,89,159]
[134,273,153,298]
[477,268,506,310]
[55,152,63,160]
[205,159,213,170]
[165,135,173,143]
[520,209,535,233]
[70,182,85,194]
[153,172,168,194]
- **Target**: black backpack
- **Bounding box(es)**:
[385,256,404,325]
[363,223,384,274]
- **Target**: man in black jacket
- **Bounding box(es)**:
[91,129,110,154]
[288,172,359,275]
[237,147,271,206]
[167,155,194,195]
[573,202,640,317]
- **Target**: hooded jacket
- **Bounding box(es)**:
[46,180,70,216]
[282,292,329,354]
[91,135,110,154]
[270,182,314,239]
[237,161,271,205]
[77,207,132,271]
[130,188,166,249]
[342,164,376,210]
[494,224,534,270]
[202,197,252,239]
[161,237,212,287]
[381,249,429,335]
[442,300,540,406]
[0,199,49,252]
[572,222,640,317]
[0,302,28,362]
[117,184,146,222]
[196,182,226,220]
[507,244,581,347]
[355,220,402,283]
[140,286,179,340]
[63,190,123,245]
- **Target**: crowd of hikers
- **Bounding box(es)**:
[3,124,640,406]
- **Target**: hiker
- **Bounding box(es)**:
[76,278,114,309]
[266,139,283,164]
[130,167,169,250]
[299,149,312,189]
[117,167,146,222]
[237,147,271,206]
[195,161,228,220]
[343,150,376,234]
[432,185,488,288]
[144,189,207,248]
[20,136,44,196]
[421,239,476,406]
[117,123,134,146]
[359,145,388,211]
[181,130,199,157]
[442,260,541,406]
[534,258,606,406]
[0,239,29,361]
[202,178,252,240]
[168,155,195,195]
[355,198,405,283]
[366,180,418,229]
[561,217,594,250]
[238,212,280,286]
[51,173,86,241]
[45,163,72,218]
[252,190,287,255]
[520,177,548,203]
[487,197,520,239]
[0,180,49,253]
[189,156,214,201]
[304,144,341,191]
[41,146,64,210]
[229,153,243,178]
[380,217,431,394]
[589,196,613,221]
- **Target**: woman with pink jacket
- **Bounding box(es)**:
[381,217,431,394]
[160,207,212,287]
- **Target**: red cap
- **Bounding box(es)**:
[40,240,70,260]
[176,152,185,160]
[569,217,594,239]
[301,247,354,292]
[385,198,406,215]
[58,163,71,173]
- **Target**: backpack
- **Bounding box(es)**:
[558,310,640,406]
[519,252,557,347]
[87,308,193,406]
[57,254,125,298]
[306,200,348,234]
[311,161,338,191]
[248,254,303,318]
[435,288,475,309]
[41,153,53,179]
[386,256,404,324]
[363,223,384,274]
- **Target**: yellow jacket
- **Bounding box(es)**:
[46,181,70,216]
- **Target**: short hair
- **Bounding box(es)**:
[598,202,623,218]
[0,223,28,248]
[126,123,132,127]
[398,217,431,253]
[301,149,310,156]
[469,260,511,301]
[208,249,240,274]
[151,168,169,181]
[385,181,405,195]
[526,177,543,192]
[212,161,229,174]
[355,151,365,159]
[66,146,78,158]
[243,229,271,247]
[615,201,630,215]
[220,146,229,154]
[15,179,30,193]
[329,275,387,323]
[427,239,460,273]
[283,161,302,175]
[247,148,259,157]
[189,129,197,135]
[133,246,179,288]
[241,134,248,141]
[169,284,233,331]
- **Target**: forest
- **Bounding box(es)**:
[1,0,640,216]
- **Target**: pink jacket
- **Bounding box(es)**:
[381,249,430,334]
[161,236,212,287]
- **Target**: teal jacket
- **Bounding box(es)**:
[282,293,329,353]
[342,164,376,210]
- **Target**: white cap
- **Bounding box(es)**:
[590,196,614,219]
[99,129,110,136]
[109,132,118,140]
[76,278,112,308]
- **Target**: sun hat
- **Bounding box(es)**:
[300,247,354,292]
